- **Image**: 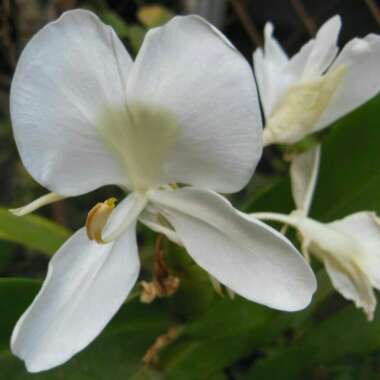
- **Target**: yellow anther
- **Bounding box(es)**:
[85,197,117,244]
[105,197,117,208]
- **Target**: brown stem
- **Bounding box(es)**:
[363,0,380,26]
[289,0,317,36]
[229,0,262,47]
[0,0,17,68]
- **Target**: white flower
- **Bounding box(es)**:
[9,10,316,372]
[253,16,380,145]
[251,146,380,320]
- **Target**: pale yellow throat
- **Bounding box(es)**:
[97,103,178,192]
[264,65,347,145]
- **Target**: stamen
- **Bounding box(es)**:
[10,193,64,216]
[86,197,117,244]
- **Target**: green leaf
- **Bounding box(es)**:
[0,278,41,351]
[312,94,380,221]
[236,95,380,379]
[84,1,146,54]
[137,5,174,28]
[0,207,70,255]
[240,298,380,380]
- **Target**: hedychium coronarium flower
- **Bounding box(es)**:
[9,10,316,372]
[251,145,380,321]
[253,15,380,146]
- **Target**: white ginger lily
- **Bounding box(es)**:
[253,16,380,145]
[251,146,380,320]
[9,10,316,372]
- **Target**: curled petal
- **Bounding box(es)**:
[323,256,376,321]
[328,212,380,290]
[10,193,64,216]
[290,145,321,215]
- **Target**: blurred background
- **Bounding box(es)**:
[1,1,380,379]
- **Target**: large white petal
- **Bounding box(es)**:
[127,15,262,193]
[11,226,139,372]
[148,187,317,311]
[290,145,321,215]
[315,34,380,131]
[10,10,132,196]
[328,212,380,290]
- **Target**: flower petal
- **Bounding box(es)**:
[101,192,147,243]
[148,187,317,311]
[253,22,290,118]
[11,226,139,372]
[328,212,380,290]
[10,193,64,216]
[254,17,340,119]
[139,208,183,246]
[290,145,321,214]
[315,34,380,131]
[10,10,132,196]
[323,255,376,321]
[127,15,262,193]
[289,15,341,80]
[291,214,377,319]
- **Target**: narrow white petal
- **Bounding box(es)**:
[253,22,290,118]
[10,10,132,195]
[289,214,377,319]
[127,15,262,193]
[101,192,147,243]
[139,209,183,246]
[297,15,341,79]
[11,226,139,372]
[290,145,321,215]
[323,256,376,321]
[315,34,380,131]
[9,193,64,216]
[149,187,317,311]
[328,212,380,290]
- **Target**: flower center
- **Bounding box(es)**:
[97,103,178,192]
[264,65,346,145]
